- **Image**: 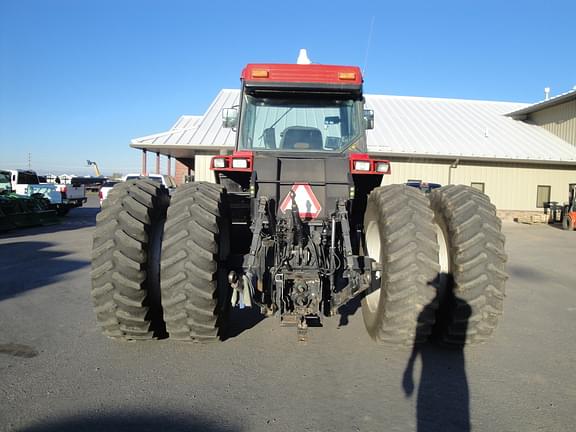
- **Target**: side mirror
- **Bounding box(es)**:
[222,107,239,129]
[363,109,374,130]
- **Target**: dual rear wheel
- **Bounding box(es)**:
[91,180,230,341]
[91,180,506,346]
[361,184,507,346]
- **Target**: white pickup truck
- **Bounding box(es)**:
[8,169,87,215]
[122,173,177,194]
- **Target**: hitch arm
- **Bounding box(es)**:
[245,197,267,273]
[337,200,355,272]
[331,200,380,311]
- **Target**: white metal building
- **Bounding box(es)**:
[131,89,576,218]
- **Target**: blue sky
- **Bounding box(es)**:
[1,0,575,175]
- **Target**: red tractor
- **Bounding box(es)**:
[562,185,576,230]
[92,63,507,345]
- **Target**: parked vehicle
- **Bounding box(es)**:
[121,173,176,192]
[54,182,86,214]
[7,169,86,215]
[66,176,106,192]
[406,180,442,194]
[91,62,507,346]
[562,185,576,230]
[0,169,58,231]
[1,170,13,193]
[98,181,120,207]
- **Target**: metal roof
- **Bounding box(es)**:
[506,88,576,119]
[170,115,203,130]
[131,90,237,153]
[130,115,202,148]
[131,89,576,164]
[365,94,576,163]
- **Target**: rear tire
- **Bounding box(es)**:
[91,180,170,340]
[429,185,507,345]
[160,182,231,341]
[361,185,440,346]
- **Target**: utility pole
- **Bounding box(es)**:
[28,153,31,170]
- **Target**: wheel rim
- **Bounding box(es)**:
[433,216,451,309]
[364,217,382,313]
[435,222,450,273]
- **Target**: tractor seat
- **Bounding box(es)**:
[280,126,323,150]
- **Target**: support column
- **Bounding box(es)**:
[167,155,172,176]
[155,152,160,174]
[174,158,194,185]
[141,149,147,176]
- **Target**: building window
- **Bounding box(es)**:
[536,185,551,208]
[471,182,485,193]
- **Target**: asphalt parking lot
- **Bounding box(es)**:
[1,195,575,432]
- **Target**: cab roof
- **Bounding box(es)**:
[241,64,363,90]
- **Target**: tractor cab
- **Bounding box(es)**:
[222,64,373,154]
[213,64,388,223]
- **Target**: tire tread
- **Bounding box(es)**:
[430,184,507,345]
[362,184,440,346]
[160,182,230,342]
[91,179,169,340]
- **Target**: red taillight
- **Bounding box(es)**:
[98,190,103,199]
[349,153,391,175]
[210,151,254,172]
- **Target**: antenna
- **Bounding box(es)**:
[362,16,376,76]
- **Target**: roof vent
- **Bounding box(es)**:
[297,49,312,65]
[544,87,551,101]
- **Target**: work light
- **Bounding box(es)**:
[375,162,390,173]
[353,160,371,171]
[213,158,227,168]
[232,158,249,169]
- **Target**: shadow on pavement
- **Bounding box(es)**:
[337,294,362,327]
[20,410,242,432]
[0,241,89,302]
[223,306,266,340]
[402,278,471,432]
[507,263,548,282]
[0,206,98,239]
[548,222,575,231]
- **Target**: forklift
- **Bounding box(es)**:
[562,185,576,230]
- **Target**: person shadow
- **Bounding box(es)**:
[402,276,472,432]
